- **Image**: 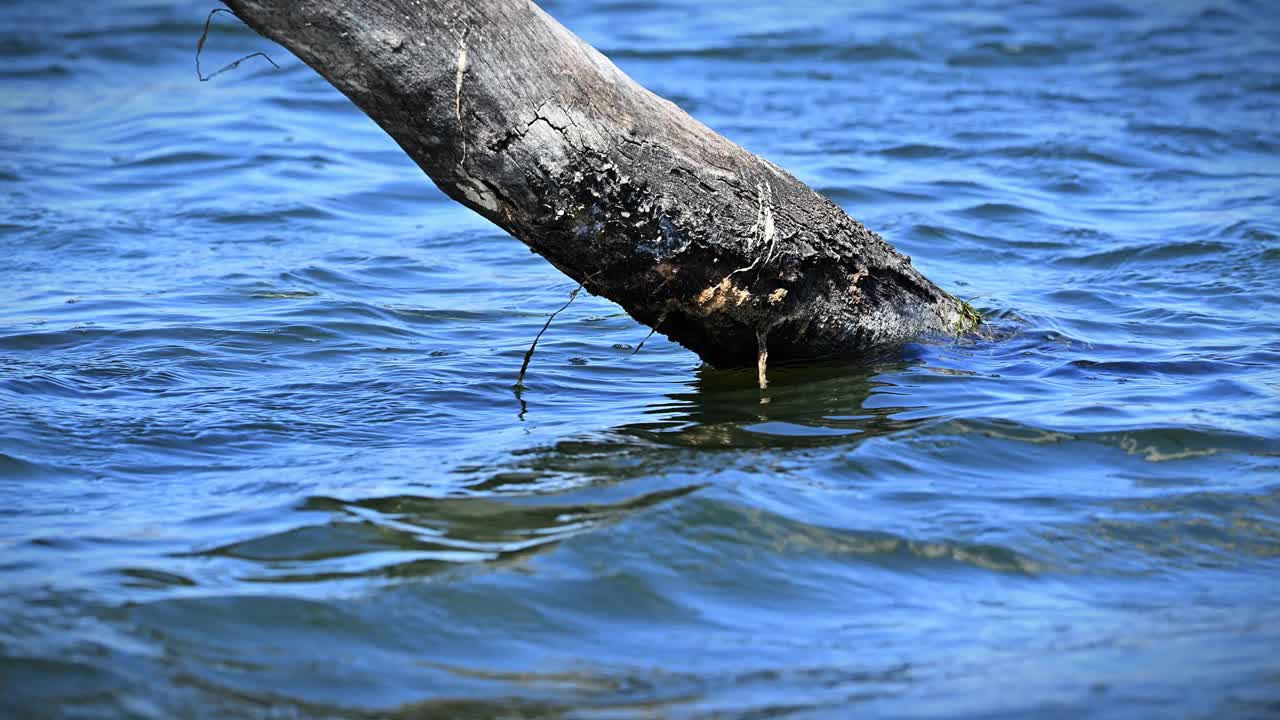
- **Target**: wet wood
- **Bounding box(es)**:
[223,0,980,367]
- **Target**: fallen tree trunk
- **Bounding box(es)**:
[223,0,980,369]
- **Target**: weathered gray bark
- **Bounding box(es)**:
[223,0,980,368]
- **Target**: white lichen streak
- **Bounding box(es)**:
[454,37,467,126]
[726,180,778,281]
[696,180,782,317]
[454,27,470,165]
[758,181,778,268]
[748,183,765,252]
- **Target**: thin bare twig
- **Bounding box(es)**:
[515,275,598,389]
[632,327,659,355]
[197,9,279,82]
[632,310,668,355]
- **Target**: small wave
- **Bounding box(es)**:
[0,36,52,57]
[1218,220,1278,243]
[0,452,54,479]
[945,418,1276,462]
[187,486,700,583]
[110,151,233,169]
[988,141,1143,167]
[1128,121,1226,141]
[249,289,318,300]
[957,202,1041,219]
[876,143,955,159]
[178,203,334,226]
[820,185,934,206]
[117,568,196,589]
[1056,240,1235,268]
[674,497,1043,575]
[0,63,70,80]
[1,373,111,399]
[1038,486,1280,573]
[1060,358,1231,381]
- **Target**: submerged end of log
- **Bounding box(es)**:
[223,0,981,368]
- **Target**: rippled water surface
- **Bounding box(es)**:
[3,0,1280,717]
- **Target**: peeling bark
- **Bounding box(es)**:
[223,0,980,367]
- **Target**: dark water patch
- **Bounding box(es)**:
[0,452,54,479]
[946,41,1093,68]
[110,150,234,169]
[267,95,383,114]
[384,306,517,326]
[116,568,197,589]
[987,141,1145,168]
[957,202,1042,219]
[178,203,336,226]
[248,288,318,300]
[833,43,924,63]
[1197,6,1247,22]
[1128,121,1228,142]
[1056,240,1236,268]
[820,184,935,207]
[0,35,55,57]
[876,142,956,159]
[1039,178,1094,195]
[949,130,1025,143]
[1061,3,1137,20]
[0,656,131,717]
[1118,68,1234,91]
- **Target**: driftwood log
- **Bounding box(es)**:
[222,0,980,377]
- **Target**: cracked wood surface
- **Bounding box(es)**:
[223,0,980,367]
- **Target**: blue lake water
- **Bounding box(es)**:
[2,0,1279,717]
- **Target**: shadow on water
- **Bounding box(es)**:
[627,358,929,449]
[510,357,922,465]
